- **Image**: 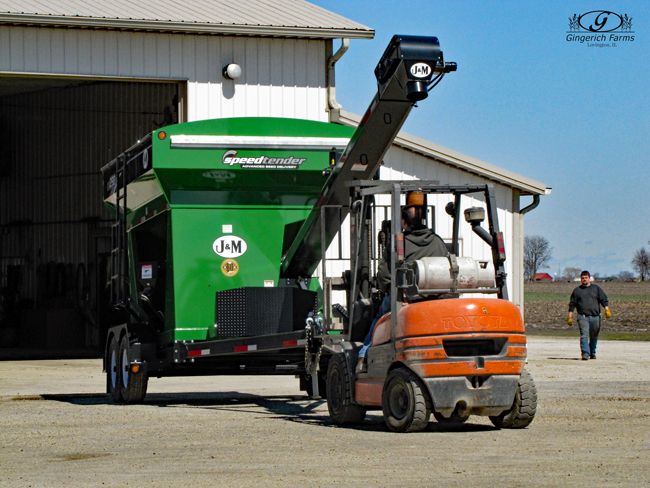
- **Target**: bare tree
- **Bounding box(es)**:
[618,270,634,281]
[631,247,650,281]
[524,235,553,281]
[563,267,582,281]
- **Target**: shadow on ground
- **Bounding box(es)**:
[42,392,499,433]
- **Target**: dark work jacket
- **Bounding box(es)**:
[377,225,449,293]
[569,284,609,316]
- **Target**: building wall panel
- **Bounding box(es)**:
[0,28,8,68]
[0,26,329,123]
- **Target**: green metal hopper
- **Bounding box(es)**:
[102,117,354,343]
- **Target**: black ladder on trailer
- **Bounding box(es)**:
[109,154,128,309]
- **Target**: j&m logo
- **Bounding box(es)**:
[213,236,247,258]
[566,10,634,47]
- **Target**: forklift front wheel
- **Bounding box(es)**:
[107,335,122,403]
[326,354,366,425]
[382,368,432,433]
[118,335,148,404]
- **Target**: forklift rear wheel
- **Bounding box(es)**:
[107,335,122,403]
[118,335,148,404]
[489,368,537,429]
[326,354,366,425]
[382,368,432,433]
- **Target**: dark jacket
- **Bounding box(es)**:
[569,284,609,316]
[377,225,448,293]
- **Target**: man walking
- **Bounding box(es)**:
[567,270,611,360]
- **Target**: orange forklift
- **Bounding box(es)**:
[321,182,537,432]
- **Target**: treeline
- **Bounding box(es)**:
[524,235,649,281]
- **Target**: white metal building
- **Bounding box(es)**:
[0,0,549,352]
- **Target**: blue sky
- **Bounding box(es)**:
[310,0,649,277]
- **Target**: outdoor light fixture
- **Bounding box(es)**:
[223,63,242,80]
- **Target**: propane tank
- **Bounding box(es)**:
[411,256,495,292]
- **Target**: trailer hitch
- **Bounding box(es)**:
[304,313,324,397]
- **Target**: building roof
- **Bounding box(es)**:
[334,110,551,197]
[535,273,553,281]
[0,0,374,39]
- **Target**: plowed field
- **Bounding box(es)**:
[524,281,650,338]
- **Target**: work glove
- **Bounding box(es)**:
[604,309,612,319]
[567,317,573,326]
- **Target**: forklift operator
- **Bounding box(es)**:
[356,192,448,373]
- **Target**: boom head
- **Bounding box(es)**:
[375,35,457,102]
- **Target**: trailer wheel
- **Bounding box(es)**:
[118,335,148,404]
[382,368,432,433]
[326,354,366,425]
[489,369,537,429]
[107,335,122,403]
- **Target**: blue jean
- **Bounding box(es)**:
[577,314,601,357]
[358,295,392,358]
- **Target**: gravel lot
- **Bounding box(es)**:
[1,337,649,487]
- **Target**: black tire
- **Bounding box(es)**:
[489,369,537,429]
[106,335,123,403]
[382,368,432,433]
[118,335,148,404]
[433,410,470,426]
[326,354,366,425]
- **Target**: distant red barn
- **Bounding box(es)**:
[535,273,553,282]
